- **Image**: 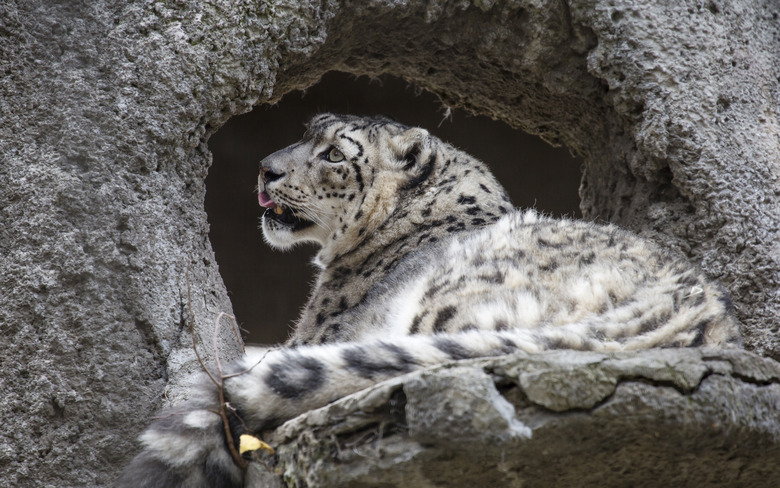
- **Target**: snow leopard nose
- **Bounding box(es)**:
[260,165,284,183]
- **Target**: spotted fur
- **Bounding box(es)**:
[118,114,740,487]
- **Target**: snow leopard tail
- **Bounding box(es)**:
[116,384,244,488]
[116,330,523,487]
[118,319,738,487]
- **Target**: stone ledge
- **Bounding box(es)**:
[247,348,780,487]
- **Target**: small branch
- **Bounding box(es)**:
[185,262,255,470]
[186,263,219,387]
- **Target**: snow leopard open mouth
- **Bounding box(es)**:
[259,191,315,230]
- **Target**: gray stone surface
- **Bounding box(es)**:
[257,349,780,487]
[1,0,778,486]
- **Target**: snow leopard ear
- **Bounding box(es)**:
[390,127,430,170]
[391,127,435,189]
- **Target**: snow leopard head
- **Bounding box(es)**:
[257,113,434,256]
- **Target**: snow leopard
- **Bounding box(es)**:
[118,113,740,487]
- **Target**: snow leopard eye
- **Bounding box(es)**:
[325,147,345,163]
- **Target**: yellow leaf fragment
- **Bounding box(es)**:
[239,434,275,455]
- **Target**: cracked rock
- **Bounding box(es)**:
[251,349,780,488]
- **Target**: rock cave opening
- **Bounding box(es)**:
[206,71,582,345]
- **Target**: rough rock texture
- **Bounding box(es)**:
[1,0,778,486]
[249,349,780,488]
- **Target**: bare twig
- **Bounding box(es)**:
[223,347,276,380]
[185,262,251,470]
[186,263,219,388]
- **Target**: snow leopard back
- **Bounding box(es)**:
[338,208,738,350]
[118,114,739,488]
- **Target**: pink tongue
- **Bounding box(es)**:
[258,191,277,209]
